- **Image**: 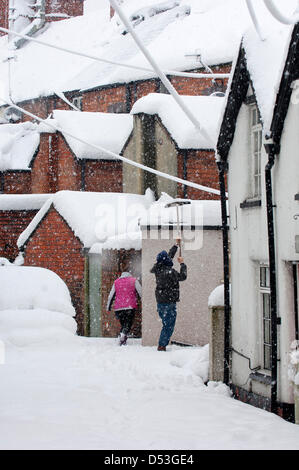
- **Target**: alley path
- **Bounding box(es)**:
[1,337,299,450]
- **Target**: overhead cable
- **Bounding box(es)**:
[0,98,222,196]
[0,26,229,80]
[245,0,266,40]
[263,0,299,25]
[109,0,212,143]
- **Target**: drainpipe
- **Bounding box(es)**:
[217,159,230,385]
[182,149,188,198]
[293,263,299,341]
[13,0,46,49]
[264,140,280,414]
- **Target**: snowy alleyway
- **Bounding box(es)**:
[1,337,299,450]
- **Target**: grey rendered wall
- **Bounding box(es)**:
[141,229,223,346]
[155,120,177,198]
[123,115,144,194]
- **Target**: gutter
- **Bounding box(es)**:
[217,159,230,385]
[264,140,280,414]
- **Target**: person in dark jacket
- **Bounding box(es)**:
[150,240,187,351]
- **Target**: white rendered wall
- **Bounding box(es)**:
[228,97,299,404]
[227,104,270,395]
[272,89,299,403]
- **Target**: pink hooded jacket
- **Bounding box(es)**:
[106,272,142,311]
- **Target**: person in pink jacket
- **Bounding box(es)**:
[106,272,142,346]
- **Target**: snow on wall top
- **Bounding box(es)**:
[208,283,231,308]
[18,189,155,249]
[0,121,40,171]
[0,265,75,317]
[139,192,223,227]
[0,194,51,211]
[1,0,296,103]
[131,93,224,148]
[52,110,133,159]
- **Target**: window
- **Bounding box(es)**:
[251,105,262,198]
[260,266,271,370]
[107,102,126,113]
[72,96,82,111]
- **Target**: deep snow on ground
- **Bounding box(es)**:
[1,334,299,450]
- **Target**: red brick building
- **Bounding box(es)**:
[0,194,50,261]
[122,93,224,200]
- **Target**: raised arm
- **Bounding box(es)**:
[177,262,187,281]
[168,244,178,259]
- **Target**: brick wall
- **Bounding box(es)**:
[177,150,220,200]
[17,64,231,121]
[31,134,50,193]
[20,96,70,122]
[98,85,127,113]
[101,249,142,337]
[30,132,123,194]
[22,206,86,334]
[45,0,84,22]
[0,209,38,261]
[0,0,8,36]
[1,171,32,194]
[170,64,231,96]
[56,134,82,190]
[84,160,122,192]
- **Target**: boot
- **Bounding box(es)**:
[119,333,127,346]
[157,345,166,351]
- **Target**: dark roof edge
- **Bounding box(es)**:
[216,44,250,162]
[270,23,299,144]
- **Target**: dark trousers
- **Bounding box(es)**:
[157,303,177,347]
[115,309,135,336]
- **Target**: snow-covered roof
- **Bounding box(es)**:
[52,110,133,159]
[1,0,296,103]
[242,23,293,135]
[0,122,40,171]
[90,231,142,254]
[0,194,51,211]
[0,265,75,317]
[18,189,155,249]
[131,93,225,148]
[140,192,223,227]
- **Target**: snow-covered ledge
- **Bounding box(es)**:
[208,284,230,383]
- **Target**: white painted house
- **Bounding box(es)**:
[216,21,299,422]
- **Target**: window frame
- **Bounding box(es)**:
[250,104,263,199]
[72,96,83,111]
[259,265,271,371]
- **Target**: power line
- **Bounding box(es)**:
[247,0,299,38]
[245,0,265,41]
[109,0,212,143]
[0,26,230,81]
[0,98,222,196]
[263,0,299,25]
